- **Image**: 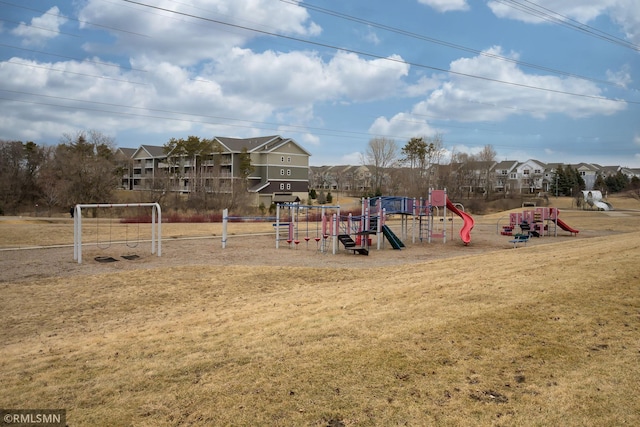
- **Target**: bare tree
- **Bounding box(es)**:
[477,144,497,197]
[54,130,119,206]
[0,141,28,214]
[362,137,398,195]
[0,140,47,214]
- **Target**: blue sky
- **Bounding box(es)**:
[1,0,639,167]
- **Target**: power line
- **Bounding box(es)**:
[491,0,640,52]
[1,89,631,154]
[0,18,80,38]
[1,0,637,155]
[4,60,148,85]
[0,43,147,72]
[0,88,373,140]
[122,0,636,106]
[280,0,636,92]
[0,0,151,39]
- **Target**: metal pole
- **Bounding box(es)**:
[222,208,228,249]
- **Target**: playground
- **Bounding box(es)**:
[1,195,639,426]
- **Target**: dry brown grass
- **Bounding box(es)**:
[1,196,639,426]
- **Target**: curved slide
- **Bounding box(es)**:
[445,198,475,245]
[593,201,613,211]
[556,218,579,234]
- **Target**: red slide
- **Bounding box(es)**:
[556,218,579,234]
[445,198,475,245]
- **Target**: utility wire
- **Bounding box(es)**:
[4,61,148,85]
[0,43,147,72]
[0,18,80,38]
[491,0,639,51]
[122,0,635,106]
[0,0,151,38]
[1,88,630,152]
[280,0,636,91]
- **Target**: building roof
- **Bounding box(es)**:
[215,135,312,157]
[216,135,278,152]
[134,144,166,158]
[115,147,136,158]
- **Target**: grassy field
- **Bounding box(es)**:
[1,196,639,426]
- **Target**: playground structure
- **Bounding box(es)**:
[221,189,475,255]
[273,204,341,253]
[499,206,579,239]
[582,190,614,211]
[73,203,162,264]
[221,205,342,253]
[408,189,474,245]
[272,202,381,255]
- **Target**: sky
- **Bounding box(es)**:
[1,0,639,167]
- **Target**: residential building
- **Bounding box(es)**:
[492,160,519,194]
[309,165,372,194]
[115,147,136,190]
[117,135,310,206]
[216,136,310,206]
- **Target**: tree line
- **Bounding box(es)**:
[361,135,498,200]
[2,131,638,216]
[359,136,639,200]
[0,131,255,216]
[1,131,118,216]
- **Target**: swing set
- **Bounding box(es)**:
[73,203,162,264]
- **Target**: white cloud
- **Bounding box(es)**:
[405,75,446,97]
[606,65,632,88]
[487,0,640,45]
[11,6,67,47]
[0,47,410,145]
[418,0,470,13]
[634,134,640,147]
[362,26,381,45]
[211,49,409,106]
[78,0,321,66]
[417,46,626,122]
[609,0,640,44]
[340,152,364,165]
[487,1,609,24]
[368,112,438,138]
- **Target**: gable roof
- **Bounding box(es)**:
[215,135,278,152]
[215,135,312,157]
[115,147,136,159]
[492,160,518,173]
[133,144,166,158]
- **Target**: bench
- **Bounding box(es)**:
[509,234,530,248]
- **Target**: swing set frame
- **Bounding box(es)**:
[73,203,162,264]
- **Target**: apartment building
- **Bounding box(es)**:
[309,165,372,193]
[117,135,311,206]
[310,160,639,197]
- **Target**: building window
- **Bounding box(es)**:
[286,183,291,190]
[281,156,285,162]
[287,157,291,163]
[524,169,530,175]
[510,173,517,179]
[287,169,291,176]
[280,183,285,190]
[280,169,285,176]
